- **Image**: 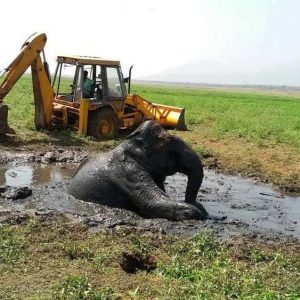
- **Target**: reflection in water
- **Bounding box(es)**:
[32,165,75,185]
[5,166,33,187]
[0,164,76,187]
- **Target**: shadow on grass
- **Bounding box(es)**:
[0,124,184,149]
[0,129,92,148]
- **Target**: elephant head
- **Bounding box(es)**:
[125,120,204,204]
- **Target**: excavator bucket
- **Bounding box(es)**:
[0,104,15,134]
[125,94,187,130]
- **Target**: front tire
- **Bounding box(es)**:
[88,107,119,139]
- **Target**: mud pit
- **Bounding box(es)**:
[0,150,299,240]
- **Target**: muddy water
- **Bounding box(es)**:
[166,172,299,238]
[0,163,299,239]
[0,165,75,187]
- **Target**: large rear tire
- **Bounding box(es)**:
[88,108,119,139]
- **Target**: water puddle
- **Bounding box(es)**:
[0,163,299,238]
[0,164,76,187]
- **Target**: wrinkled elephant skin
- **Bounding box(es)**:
[69,121,208,221]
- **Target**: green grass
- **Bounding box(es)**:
[158,232,300,299]
[3,76,36,130]
[0,224,26,266]
[3,76,300,149]
[132,85,300,149]
[52,276,116,300]
[0,220,299,299]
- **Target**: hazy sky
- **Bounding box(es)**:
[1,0,300,80]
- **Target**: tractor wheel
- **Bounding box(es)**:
[88,108,119,139]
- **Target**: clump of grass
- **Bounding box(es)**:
[52,275,116,300]
[190,230,222,257]
[129,235,153,254]
[64,243,94,261]
[159,231,224,282]
[250,248,280,263]
[63,242,112,274]
[91,252,112,274]
[189,144,215,159]
[0,224,25,265]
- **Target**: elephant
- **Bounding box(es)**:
[69,120,209,221]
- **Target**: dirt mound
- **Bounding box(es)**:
[120,251,157,273]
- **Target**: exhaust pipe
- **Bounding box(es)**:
[128,65,133,94]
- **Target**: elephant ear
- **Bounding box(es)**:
[127,120,167,149]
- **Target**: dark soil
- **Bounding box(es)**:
[120,252,157,273]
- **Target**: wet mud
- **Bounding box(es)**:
[0,149,299,241]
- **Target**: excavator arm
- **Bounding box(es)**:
[0,33,54,134]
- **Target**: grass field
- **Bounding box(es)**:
[4,77,299,147]
[1,76,299,192]
[0,218,299,299]
[133,84,300,149]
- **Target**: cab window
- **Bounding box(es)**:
[106,67,124,98]
[53,64,77,96]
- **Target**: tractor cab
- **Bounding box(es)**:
[51,56,136,138]
[52,56,127,104]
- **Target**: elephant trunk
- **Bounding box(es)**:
[172,137,204,204]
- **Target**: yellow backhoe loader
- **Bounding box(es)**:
[0,33,186,138]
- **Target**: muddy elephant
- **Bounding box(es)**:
[69,120,208,221]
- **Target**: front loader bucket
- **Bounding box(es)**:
[126,95,187,130]
[0,104,15,135]
[152,103,187,130]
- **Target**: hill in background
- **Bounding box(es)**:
[140,60,300,87]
